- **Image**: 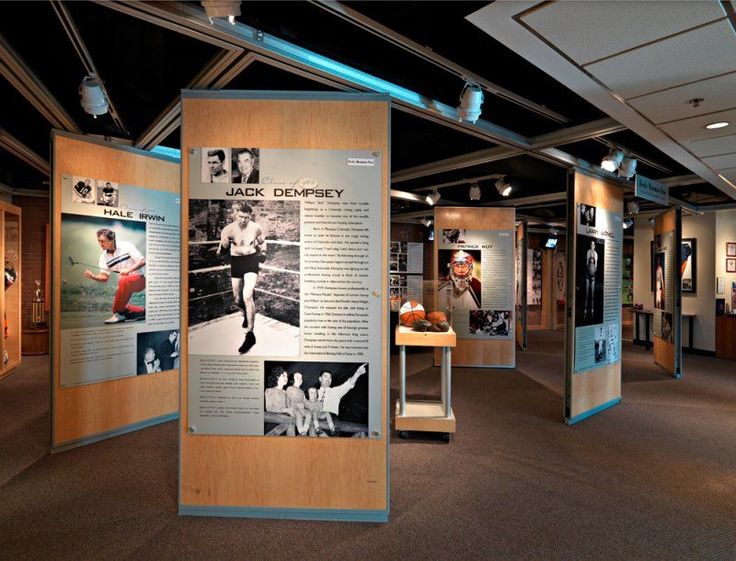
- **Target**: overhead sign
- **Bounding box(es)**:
[635,175,669,206]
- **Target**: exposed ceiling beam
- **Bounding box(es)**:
[93,0,533,151]
[531,117,625,149]
[310,0,570,123]
[392,117,625,183]
[658,174,707,187]
[0,128,50,176]
[493,192,566,207]
[410,173,506,193]
[0,32,80,133]
[135,49,254,149]
[50,0,128,136]
[392,146,523,183]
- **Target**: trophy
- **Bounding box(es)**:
[32,280,46,327]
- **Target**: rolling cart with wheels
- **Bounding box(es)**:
[395,325,456,442]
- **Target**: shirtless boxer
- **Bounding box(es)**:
[218,201,266,354]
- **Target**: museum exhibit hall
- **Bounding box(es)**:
[1,1,736,559]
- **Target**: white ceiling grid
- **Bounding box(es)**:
[467,0,736,199]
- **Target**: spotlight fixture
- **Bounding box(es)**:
[626,201,640,215]
[200,0,241,23]
[495,177,512,197]
[705,121,730,130]
[79,75,108,118]
[549,227,559,236]
[421,217,433,228]
[623,216,634,229]
[457,82,484,124]
[601,148,625,173]
[618,156,637,179]
[426,190,441,206]
[648,217,655,227]
[469,183,481,201]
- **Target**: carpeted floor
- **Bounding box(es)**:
[1,333,735,560]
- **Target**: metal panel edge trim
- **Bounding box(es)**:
[50,412,179,454]
[178,505,389,523]
[180,90,391,102]
[565,397,622,426]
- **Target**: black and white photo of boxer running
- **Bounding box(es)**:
[217,201,266,354]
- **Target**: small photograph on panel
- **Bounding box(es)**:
[390,241,400,253]
[201,147,231,183]
[60,213,146,329]
[263,361,369,438]
[661,312,673,343]
[469,309,511,338]
[441,228,466,244]
[607,323,619,363]
[188,199,300,356]
[574,234,605,327]
[594,326,607,364]
[390,274,401,287]
[579,203,596,228]
[398,253,407,272]
[654,251,666,309]
[399,241,407,253]
[389,254,398,271]
[71,175,96,204]
[231,147,260,184]
[136,329,180,374]
[96,180,119,207]
[438,249,482,309]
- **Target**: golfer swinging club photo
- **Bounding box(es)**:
[60,214,147,329]
[188,199,300,357]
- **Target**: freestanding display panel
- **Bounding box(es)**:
[0,200,21,381]
[652,207,682,377]
[515,220,527,351]
[434,207,516,368]
[51,131,180,451]
[180,91,390,521]
[564,171,623,424]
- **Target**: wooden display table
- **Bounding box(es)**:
[633,309,696,352]
[716,315,736,360]
[22,327,49,355]
[395,325,457,441]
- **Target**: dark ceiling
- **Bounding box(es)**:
[0,0,727,223]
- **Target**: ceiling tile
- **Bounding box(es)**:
[660,107,736,142]
[586,19,736,99]
[687,134,736,157]
[521,0,725,65]
[703,153,736,169]
[628,72,736,124]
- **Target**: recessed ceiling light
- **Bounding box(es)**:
[705,121,730,130]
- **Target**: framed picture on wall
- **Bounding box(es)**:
[727,258,736,273]
[727,242,736,257]
[681,238,696,293]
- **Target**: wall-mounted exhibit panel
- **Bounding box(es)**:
[51,132,180,450]
[565,171,623,425]
[653,208,682,377]
[434,207,515,368]
[0,201,22,381]
[180,91,389,521]
[515,221,527,350]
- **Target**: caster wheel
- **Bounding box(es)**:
[442,433,451,443]
[399,430,408,439]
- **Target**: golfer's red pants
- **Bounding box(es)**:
[113,274,145,314]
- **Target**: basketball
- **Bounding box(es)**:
[426,311,447,325]
[399,300,425,327]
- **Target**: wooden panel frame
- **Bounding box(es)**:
[433,207,516,368]
[179,92,390,519]
[0,200,22,382]
[564,171,623,424]
[51,131,180,450]
[653,207,682,377]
